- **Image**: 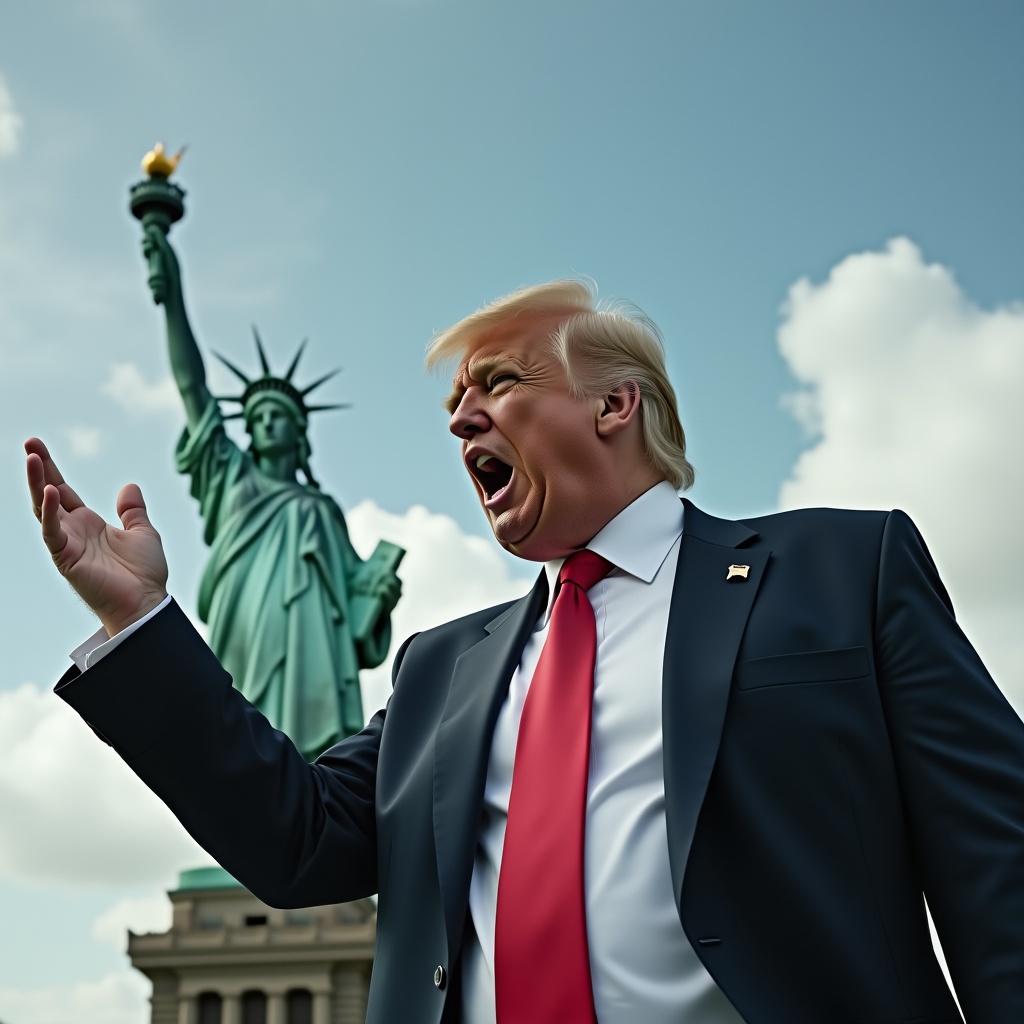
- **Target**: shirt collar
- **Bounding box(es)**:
[539,480,684,624]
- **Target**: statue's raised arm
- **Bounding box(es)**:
[130,151,404,761]
[141,226,213,433]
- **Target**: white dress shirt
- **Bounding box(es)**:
[461,481,745,1023]
[73,482,745,1022]
[70,594,173,671]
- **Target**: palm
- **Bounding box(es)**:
[59,503,167,624]
[26,437,169,636]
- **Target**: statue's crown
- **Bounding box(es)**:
[214,328,349,425]
[240,375,307,412]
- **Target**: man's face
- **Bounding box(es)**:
[248,398,301,459]
[447,316,609,561]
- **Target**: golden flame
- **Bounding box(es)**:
[141,142,186,178]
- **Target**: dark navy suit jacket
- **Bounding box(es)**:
[57,501,1024,1023]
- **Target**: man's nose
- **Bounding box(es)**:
[449,388,490,438]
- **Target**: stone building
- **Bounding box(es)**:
[128,867,375,1024]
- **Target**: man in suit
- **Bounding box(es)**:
[26,280,1024,1022]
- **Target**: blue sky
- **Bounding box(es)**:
[1,2,1022,1021]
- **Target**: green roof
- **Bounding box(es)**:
[173,865,243,892]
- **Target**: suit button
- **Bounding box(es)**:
[434,965,446,989]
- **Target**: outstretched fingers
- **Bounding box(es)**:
[39,483,69,558]
[24,438,85,512]
[26,451,47,518]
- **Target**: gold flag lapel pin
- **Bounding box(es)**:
[725,564,751,582]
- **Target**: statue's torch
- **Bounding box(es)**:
[129,144,186,301]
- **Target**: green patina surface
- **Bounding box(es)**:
[174,865,241,892]
[131,170,404,762]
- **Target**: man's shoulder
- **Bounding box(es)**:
[738,507,936,577]
[726,504,901,559]
[737,505,893,534]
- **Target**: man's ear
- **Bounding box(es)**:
[595,381,642,437]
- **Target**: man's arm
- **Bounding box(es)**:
[56,598,393,908]
[27,438,388,907]
[874,510,1024,1020]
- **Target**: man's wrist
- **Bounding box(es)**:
[101,590,169,639]
[74,595,174,672]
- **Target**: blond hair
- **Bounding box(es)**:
[426,280,694,490]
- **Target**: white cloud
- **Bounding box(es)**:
[65,425,103,458]
[346,502,533,717]
[0,683,209,888]
[778,237,1024,713]
[0,970,149,1024]
[92,892,172,953]
[101,362,181,417]
[0,74,22,159]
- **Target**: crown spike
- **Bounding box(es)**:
[252,325,272,375]
[301,368,342,397]
[284,339,308,382]
[305,402,351,413]
[212,350,252,387]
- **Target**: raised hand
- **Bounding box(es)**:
[25,437,169,638]
[141,224,183,309]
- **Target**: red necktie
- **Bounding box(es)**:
[495,549,613,1024]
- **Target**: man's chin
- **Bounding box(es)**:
[490,516,567,563]
[486,507,540,560]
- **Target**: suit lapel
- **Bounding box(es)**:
[663,500,770,908]
[432,571,548,966]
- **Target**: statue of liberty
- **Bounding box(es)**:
[138,220,402,761]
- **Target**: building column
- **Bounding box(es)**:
[267,993,286,1024]
[223,994,242,1024]
[177,995,198,1024]
[312,991,331,1024]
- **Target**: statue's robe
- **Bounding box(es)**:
[176,401,390,760]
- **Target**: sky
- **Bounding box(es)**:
[1,2,1022,1021]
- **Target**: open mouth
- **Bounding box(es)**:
[469,452,515,503]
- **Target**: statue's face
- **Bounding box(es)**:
[248,398,301,459]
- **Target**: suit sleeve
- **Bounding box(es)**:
[874,510,1024,1020]
[55,599,411,909]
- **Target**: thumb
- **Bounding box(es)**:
[116,483,154,531]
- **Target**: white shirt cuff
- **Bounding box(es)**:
[69,595,174,671]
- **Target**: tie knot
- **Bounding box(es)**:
[558,549,614,593]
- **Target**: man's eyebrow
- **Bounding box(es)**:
[442,354,515,414]
[466,353,510,380]
[443,382,465,415]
